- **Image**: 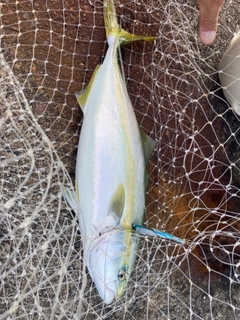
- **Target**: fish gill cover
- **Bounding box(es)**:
[0,0,240,319]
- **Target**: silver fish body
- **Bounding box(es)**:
[63,0,156,303]
[76,28,149,303]
[63,0,183,304]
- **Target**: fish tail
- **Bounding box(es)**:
[104,0,156,45]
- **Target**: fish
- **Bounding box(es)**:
[63,0,184,304]
[218,31,240,116]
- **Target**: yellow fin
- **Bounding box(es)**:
[104,0,156,45]
[108,183,125,219]
[140,128,156,164]
[76,65,101,112]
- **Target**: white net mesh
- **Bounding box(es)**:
[1,0,240,318]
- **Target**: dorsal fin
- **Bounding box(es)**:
[76,64,101,112]
[140,128,156,164]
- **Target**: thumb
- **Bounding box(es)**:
[198,0,224,44]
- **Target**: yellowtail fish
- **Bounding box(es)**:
[63,0,184,304]
[218,31,240,115]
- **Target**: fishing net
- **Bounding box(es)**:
[1,0,240,318]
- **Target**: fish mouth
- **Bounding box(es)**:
[103,283,117,304]
[88,265,118,304]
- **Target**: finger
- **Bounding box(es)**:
[198,0,224,44]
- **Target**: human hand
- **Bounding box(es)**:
[198,0,224,44]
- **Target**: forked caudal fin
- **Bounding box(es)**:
[133,224,185,244]
[104,0,156,46]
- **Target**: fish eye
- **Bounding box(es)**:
[117,270,126,281]
[117,266,128,282]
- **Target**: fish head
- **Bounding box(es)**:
[86,228,139,304]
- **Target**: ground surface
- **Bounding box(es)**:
[1,0,240,319]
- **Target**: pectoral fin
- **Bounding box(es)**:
[76,64,101,112]
[108,183,125,220]
[62,186,79,213]
[140,128,156,164]
[104,211,120,229]
[132,224,184,244]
